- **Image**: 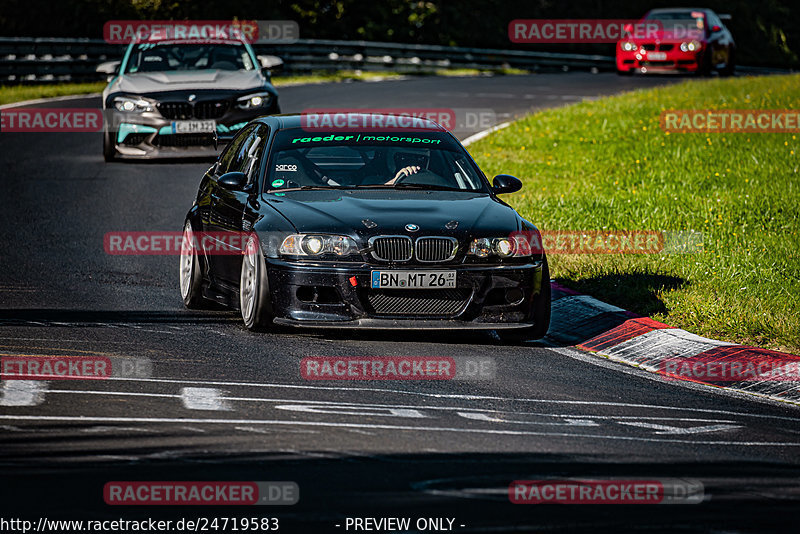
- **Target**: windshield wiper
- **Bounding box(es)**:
[269,185,356,192]
[353,183,465,191]
[392,183,465,191]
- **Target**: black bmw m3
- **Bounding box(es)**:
[180,113,550,341]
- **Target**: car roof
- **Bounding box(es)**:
[646,8,712,15]
[258,113,449,132]
[132,37,248,46]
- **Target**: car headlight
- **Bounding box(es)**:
[113,96,153,113]
[680,40,701,52]
[621,41,638,52]
[468,236,532,259]
[237,92,272,110]
[279,234,358,257]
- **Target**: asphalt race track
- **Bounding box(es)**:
[1,73,799,532]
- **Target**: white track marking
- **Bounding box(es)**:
[462,122,511,146]
[547,336,800,409]
[35,375,800,422]
[41,389,745,424]
[274,405,427,418]
[458,412,600,427]
[179,387,230,411]
[616,422,743,435]
[0,414,797,446]
[0,381,47,406]
[0,93,101,110]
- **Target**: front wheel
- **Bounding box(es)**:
[179,221,209,309]
[498,260,551,344]
[240,235,274,331]
[103,128,117,162]
[720,49,736,77]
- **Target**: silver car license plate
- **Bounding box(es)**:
[172,120,216,134]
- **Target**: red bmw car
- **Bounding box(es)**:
[616,8,735,76]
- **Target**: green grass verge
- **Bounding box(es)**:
[0,82,106,106]
[470,74,800,352]
[0,69,531,105]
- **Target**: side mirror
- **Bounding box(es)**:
[96,60,120,81]
[492,174,523,195]
[218,171,247,191]
[257,55,284,71]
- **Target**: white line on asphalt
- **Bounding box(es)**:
[0,414,797,446]
[179,387,230,411]
[547,340,800,410]
[79,376,800,422]
[616,422,742,435]
[0,93,101,110]
[462,122,511,146]
[35,389,747,424]
[39,389,743,423]
[0,380,47,406]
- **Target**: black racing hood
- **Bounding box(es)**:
[262,189,523,239]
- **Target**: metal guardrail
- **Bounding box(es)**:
[0,36,790,84]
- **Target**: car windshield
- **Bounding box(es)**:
[645,11,706,34]
[264,128,488,193]
[124,43,255,73]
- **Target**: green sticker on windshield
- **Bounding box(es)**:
[274,192,286,197]
[271,179,285,188]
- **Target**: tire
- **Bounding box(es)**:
[498,259,551,344]
[240,234,274,331]
[720,49,736,77]
[698,50,713,77]
[179,220,208,309]
[103,128,117,162]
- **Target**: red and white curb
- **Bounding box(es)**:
[546,282,800,407]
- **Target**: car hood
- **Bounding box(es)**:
[636,28,705,42]
[116,69,264,93]
[263,189,523,238]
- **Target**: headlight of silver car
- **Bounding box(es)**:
[279,234,359,257]
[236,92,272,110]
[113,96,154,113]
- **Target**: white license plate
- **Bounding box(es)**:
[371,270,456,289]
[648,52,667,60]
[172,120,216,134]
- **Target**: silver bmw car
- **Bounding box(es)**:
[99,37,281,160]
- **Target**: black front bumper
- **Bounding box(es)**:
[264,259,546,329]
